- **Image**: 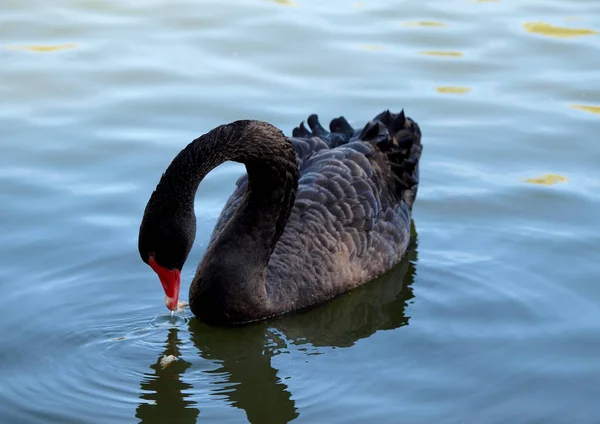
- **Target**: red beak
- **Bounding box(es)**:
[148,256,181,311]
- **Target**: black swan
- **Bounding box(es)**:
[138,110,422,325]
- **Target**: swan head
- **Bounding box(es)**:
[138,201,196,311]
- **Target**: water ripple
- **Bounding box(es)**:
[1,0,599,422]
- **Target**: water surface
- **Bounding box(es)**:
[1,0,599,423]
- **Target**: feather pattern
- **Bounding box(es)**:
[210,110,422,316]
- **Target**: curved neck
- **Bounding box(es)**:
[155,120,299,323]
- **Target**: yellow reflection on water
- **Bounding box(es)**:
[436,86,471,94]
[353,1,366,8]
[4,43,78,52]
[524,174,568,186]
[571,104,600,115]
[420,50,462,57]
[523,22,598,38]
[267,0,297,6]
[403,21,446,28]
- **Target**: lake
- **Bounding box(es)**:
[1,0,599,423]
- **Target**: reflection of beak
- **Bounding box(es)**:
[148,256,181,311]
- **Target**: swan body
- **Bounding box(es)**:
[138,110,422,325]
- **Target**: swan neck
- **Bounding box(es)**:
[157,120,298,323]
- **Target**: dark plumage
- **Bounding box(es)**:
[138,110,422,325]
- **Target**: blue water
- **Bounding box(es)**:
[1,0,599,423]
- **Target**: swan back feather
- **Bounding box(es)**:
[210,110,422,316]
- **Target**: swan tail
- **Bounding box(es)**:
[358,110,422,208]
[292,110,422,207]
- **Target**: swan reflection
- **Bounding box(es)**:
[136,328,199,424]
[139,226,418,423]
